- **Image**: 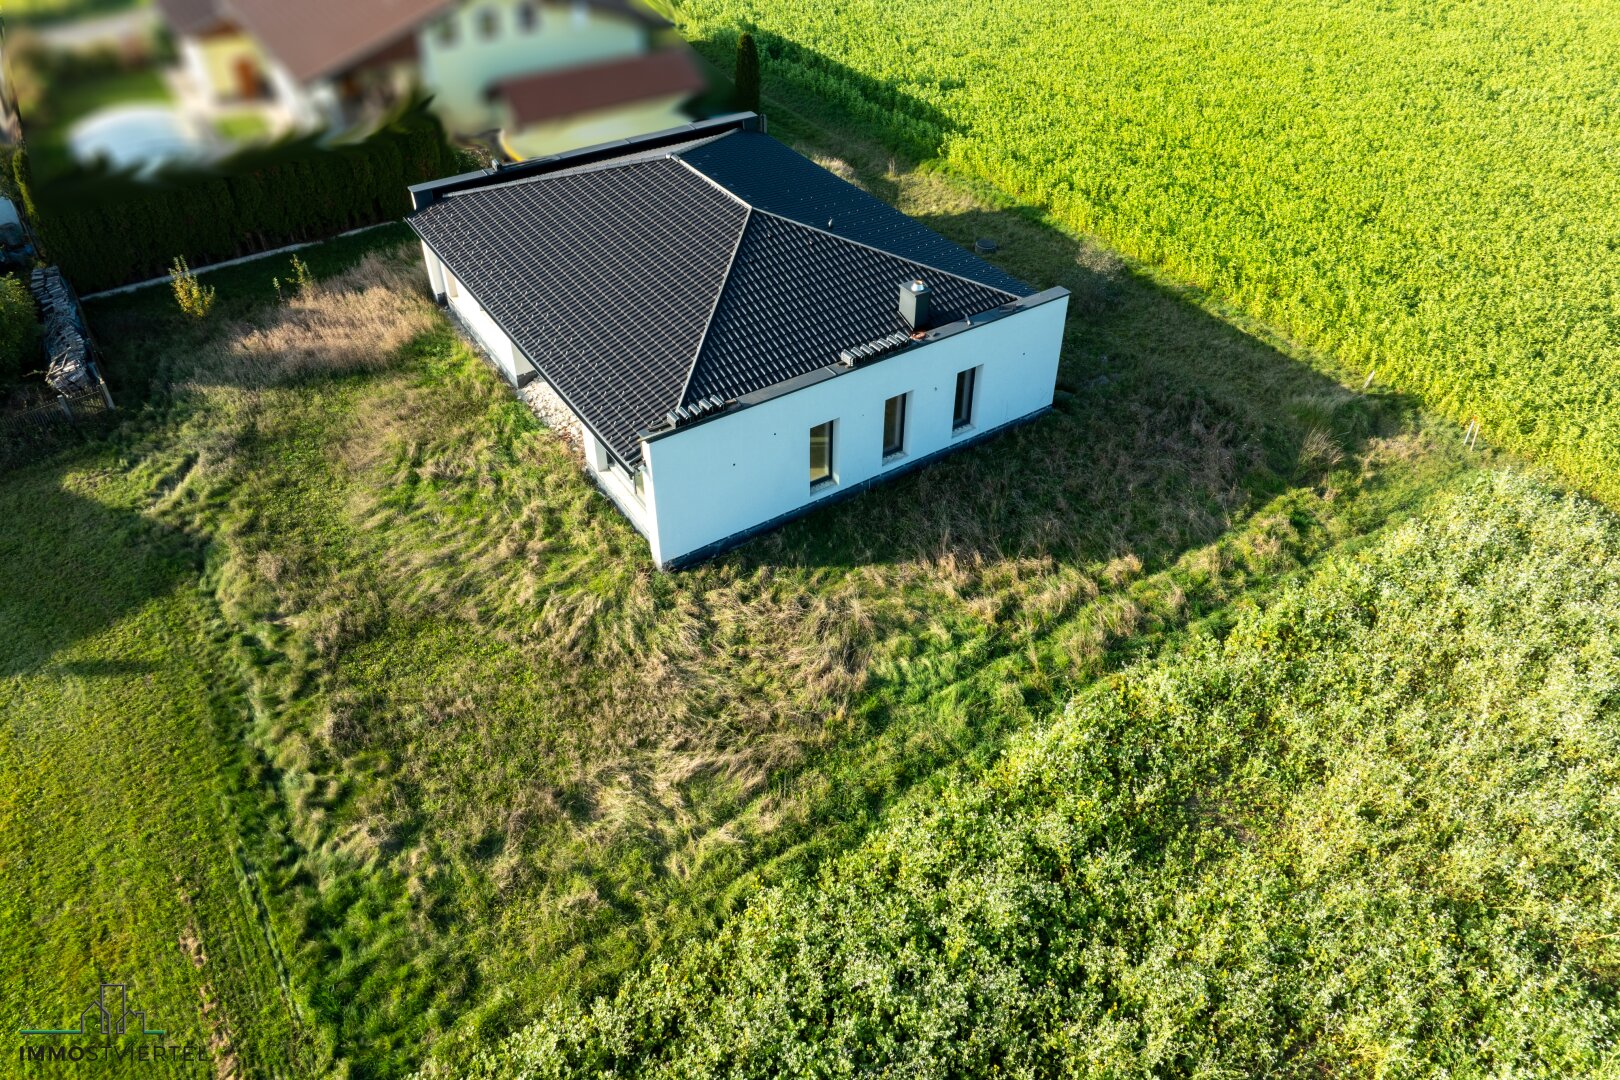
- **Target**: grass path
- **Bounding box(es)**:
[0,452,307,1076]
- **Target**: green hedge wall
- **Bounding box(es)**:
[21,103,459,294]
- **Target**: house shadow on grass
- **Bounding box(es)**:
[721,176,1417,578]
[670,33,1420,577]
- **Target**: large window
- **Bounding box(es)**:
[809,421,834,487]
[953,367,977,430]
[882,393,907,458]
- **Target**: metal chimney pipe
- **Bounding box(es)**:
[898,278,931,330]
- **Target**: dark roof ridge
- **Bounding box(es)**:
[747,205,1023,301]
[675,203,754,408]
[666,136,755,211]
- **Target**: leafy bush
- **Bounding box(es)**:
[676,0,1620,507]
[0,273,39,384]
[462,471,1620,1077]
[168,257,215,320]
[21,101,458,292]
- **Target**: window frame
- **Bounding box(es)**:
[809,419,836,489]
[952,367,978,432]
[881,392,908,460]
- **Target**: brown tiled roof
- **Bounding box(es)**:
[225,0,452,82]
[159,0,671,83]
[154,0,230,36]
[492,48,704,128]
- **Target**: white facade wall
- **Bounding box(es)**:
[640,296,1067,565]
[581,427,656,536]
[424,245,537,385]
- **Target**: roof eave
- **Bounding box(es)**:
[408,220,650,470]
[640,286,1070,445]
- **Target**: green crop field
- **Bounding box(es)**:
[8,6,1620,1073]
[675,0,1620,508]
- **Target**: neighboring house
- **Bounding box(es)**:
[408,114,1069,567]
[154,0,702,157]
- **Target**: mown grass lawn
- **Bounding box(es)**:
[4,0,145,27]
[0,453,307,1075]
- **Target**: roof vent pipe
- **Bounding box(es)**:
[898,278,931,331]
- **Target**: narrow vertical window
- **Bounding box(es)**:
[882,393,907,457]
[809,421,834,486]
[517,1,539,31]
[633,468,645,502]
[477,6,499,39]
[952,367,976,430]
[433,16,458,46]
[445,272,459,299]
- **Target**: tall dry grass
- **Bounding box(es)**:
[178,249,436,391]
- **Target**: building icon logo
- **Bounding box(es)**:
[19,982,165,1038]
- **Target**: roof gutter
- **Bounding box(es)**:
[637,285,1071,445]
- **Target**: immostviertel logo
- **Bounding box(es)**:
[17,980,212,1067]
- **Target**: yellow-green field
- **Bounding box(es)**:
[677,0,1620,506]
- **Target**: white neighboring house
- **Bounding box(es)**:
[154,0,702,155]
[408,114,1069,567]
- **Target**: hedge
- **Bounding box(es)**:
[19,101,460,293]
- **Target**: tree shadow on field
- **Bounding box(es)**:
[0,459,199,679]
[689,54,1421,578]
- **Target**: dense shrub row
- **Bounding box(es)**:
[677,0,1620,505]
[0,274,39,385]
[462,471,1620,1077]
[17,103,459,293]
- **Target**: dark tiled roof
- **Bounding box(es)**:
[685,211,1014,406]
[679,133,1029,296]
[410,126,1031,464]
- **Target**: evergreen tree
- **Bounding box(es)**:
[735,32,761,113]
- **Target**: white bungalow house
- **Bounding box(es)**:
[154,0,703,157]
[407,114,1069,566]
